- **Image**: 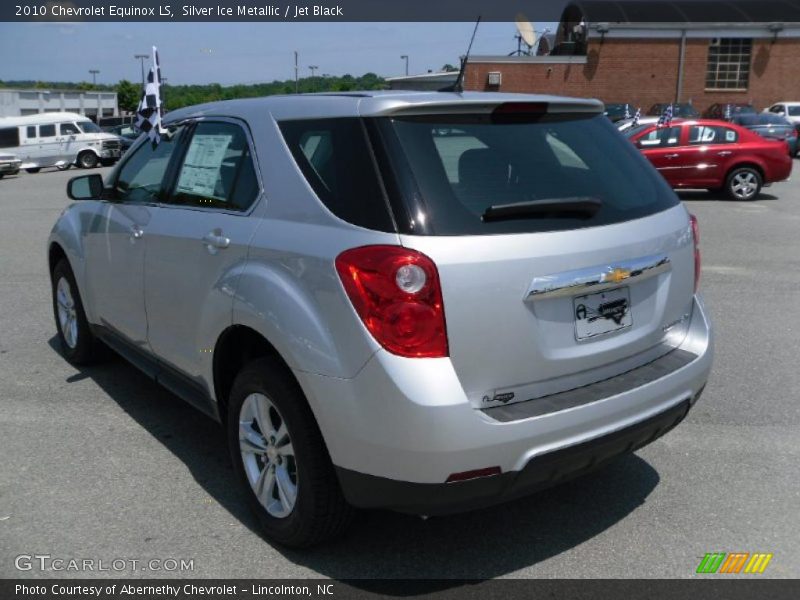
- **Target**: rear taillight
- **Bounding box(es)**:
[335,245,448,358]
[690,214,701,293]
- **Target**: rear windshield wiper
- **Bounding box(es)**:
[481,197,602,222]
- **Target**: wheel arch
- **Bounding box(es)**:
[48,241,69,275]
[726,161,765,181]
[212,325,301,423]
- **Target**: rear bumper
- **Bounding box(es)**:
[336,395,696,515]
[295,295,712,511]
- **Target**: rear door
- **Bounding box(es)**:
[378,109,696,409]
[143,118,263,383]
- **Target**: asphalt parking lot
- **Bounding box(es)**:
[1,165,799,580]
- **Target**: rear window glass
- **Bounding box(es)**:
[279,118,394,232]
[375,112,679,235]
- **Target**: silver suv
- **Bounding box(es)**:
[48,92,713,547]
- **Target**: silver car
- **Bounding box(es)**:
[48,92,713,548]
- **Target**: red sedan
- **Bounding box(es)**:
[625,119,792,200]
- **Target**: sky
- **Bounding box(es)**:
[0,21,556,86]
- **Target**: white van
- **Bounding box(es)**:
[0,112,122,173]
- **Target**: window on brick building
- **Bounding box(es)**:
[705,38,752,90]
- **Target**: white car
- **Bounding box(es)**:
[0,112,122,172]
[763,102,800,131]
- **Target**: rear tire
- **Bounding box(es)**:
[51,259,101,366]
[78,151,98,169]
[26,168,41,174]
[725,167,762,201]
[227,357,355,548]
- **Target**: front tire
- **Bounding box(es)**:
[227,357,354,548]
[51,259,100,365]
[726,167,762,201]
[26,168,41,174]
[78,151,98,169]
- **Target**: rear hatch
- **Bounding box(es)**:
[369,101,697,409]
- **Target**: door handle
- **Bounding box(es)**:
[718,151,732,156]
[130,225,144,239]
[202,230,230,251]
[665,153,680,159]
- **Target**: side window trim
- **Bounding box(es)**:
[161,117,263,215]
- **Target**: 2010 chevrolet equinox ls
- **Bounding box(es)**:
[48,92,713,547]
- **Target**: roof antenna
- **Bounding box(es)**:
[448,16,481,93]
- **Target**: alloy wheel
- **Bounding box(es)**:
[731,171,758,200]
[238,393,298,518]
[56,277,78,349]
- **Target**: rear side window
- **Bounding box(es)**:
[375,112,680,235]
[279,118,394,232]
[0,127,19,148]
[39,124,56,137]
[789,106,800,117]
[689,125,738,144]
[26,126,36,138]
[171,121,259,211]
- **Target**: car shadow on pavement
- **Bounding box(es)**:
[50,337,661,587]
[678,190,779,202]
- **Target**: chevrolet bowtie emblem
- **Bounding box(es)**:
[605,267,631,284]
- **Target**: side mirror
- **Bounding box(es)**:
[67,174,104,201]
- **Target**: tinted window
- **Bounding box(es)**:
[39,124,56,137]
[26,126,36,138]
[115,127,183,203]
[688,125,738,144]
[279,118,394,232]
[789,106,800,117]
[376,113,679,236]
[637,126,681,148]
[0,128,19,148]
[171,121,259,211]
[60,123,80,135]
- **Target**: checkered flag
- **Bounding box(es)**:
[134,46,166,145]
[657,104,673,128]
[632,107,641,127]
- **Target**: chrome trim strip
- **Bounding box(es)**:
[525,254,671,301]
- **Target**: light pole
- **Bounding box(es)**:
[134,54,149,87]
[89,69,99,86]
[401,55,409,76]
[309,65,318,91]
[294,51,299,94]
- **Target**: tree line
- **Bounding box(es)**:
[1,73,387,113]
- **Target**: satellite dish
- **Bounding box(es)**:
[515,14,536,49]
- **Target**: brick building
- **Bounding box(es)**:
[464,5,800,115]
